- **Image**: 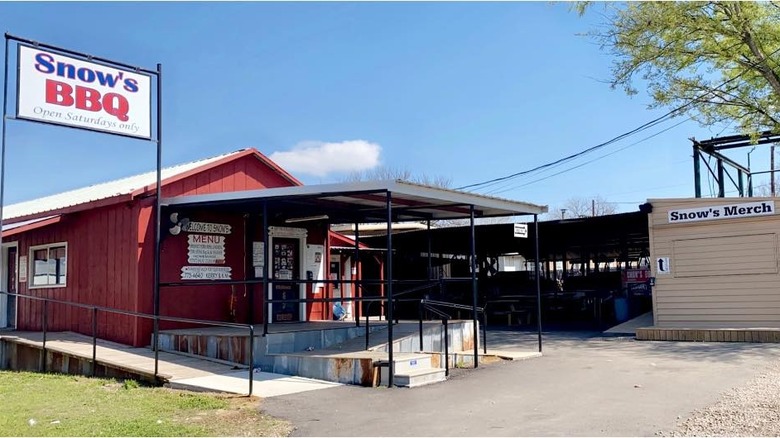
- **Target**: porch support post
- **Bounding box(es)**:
[469,205,478,368]
[262,202,270,337]
[427,220,432,281]
[354,222,361,327]
[386,191,394,387]
[246,213,255,324]
[534,214,543,353]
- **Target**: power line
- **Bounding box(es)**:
[457,46,780,192]
[457,111,678,191]
[486,118,690,195]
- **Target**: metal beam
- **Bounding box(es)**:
[469,205,478,369]
[386,191,394,388]
[693,146,701,198]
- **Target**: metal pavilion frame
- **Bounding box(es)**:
[692,131,780,198]
[156,180,547,387]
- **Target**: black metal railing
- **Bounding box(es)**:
[421,303,451,376]
[0,290,257,396]
[362,280,441,350]
[418,299,487,372]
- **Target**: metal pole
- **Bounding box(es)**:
[262,202,269,336]
[42,300,48,372]
[693,146,702,198]
[443,318,449,377]
[246,214,255,324]
[769,144,775,197]
[469,205,478,368]
[418,300,423,351]
[738,170,744,197]
[482,310,487,354]
[354,222,361,326]
[92,307,98,377]
[153,63,163,378]
[0,36,11,284]
[365,312,370,350]
[386,191,394,388]
[427,220,432,280]
[534,215,543,353]
[748,147,755,197]
[717,159,725,197]
[248,325,254,396]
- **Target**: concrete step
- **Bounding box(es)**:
[393,368,447,388]
[378,353,445,387]
[390,354,432,373]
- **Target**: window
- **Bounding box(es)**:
[30,243,67,287]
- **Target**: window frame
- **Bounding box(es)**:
[28,242,68,289]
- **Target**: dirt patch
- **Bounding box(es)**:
[175,393,292,437]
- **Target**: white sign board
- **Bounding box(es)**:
[252,242,265,267]
[513,223,528,238]
[668,201,775,224]
[187,234,226,264]
[17,45,152,139]
[656,257,671,275]
[181,266,232,280]
[18,255,27,283]
[305,244,325,291]
[252,241,265,278]
[184,221,232,235]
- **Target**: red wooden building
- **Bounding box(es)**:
[0,149,360,347]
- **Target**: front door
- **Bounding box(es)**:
[272,238,300,322]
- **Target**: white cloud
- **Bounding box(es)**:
[270,140,382,177]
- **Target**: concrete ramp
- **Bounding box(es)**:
[0,331,339,397]
[603,311,654,335]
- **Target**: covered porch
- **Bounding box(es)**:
[156,180,547,386]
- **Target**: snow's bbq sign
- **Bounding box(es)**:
[16,45,151,139]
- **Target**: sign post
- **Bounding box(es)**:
[1,33,162,376]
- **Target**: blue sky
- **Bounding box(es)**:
[0,2,770,214]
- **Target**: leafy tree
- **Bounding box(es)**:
[576,2,780,135]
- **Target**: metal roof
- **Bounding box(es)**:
[3,150,249,222]
[163,179,547,221]
[2,215,59,231]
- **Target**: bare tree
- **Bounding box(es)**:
[546,196,617,220]
[344,166,452,188]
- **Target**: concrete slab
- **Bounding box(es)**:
[604,311,654,335]
[170,370,342,397]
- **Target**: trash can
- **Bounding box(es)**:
[613,297,629,323]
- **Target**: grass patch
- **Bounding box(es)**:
[0,371,290,437]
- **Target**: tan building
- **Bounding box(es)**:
[641,197,780,340]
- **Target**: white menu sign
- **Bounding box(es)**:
[187,234,226,264]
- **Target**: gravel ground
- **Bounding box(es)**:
[667,360,780,437]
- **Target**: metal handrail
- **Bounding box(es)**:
[361,281,441,350]
[418,301,451,376]
[0,290,257,396]
[420,298,488,355]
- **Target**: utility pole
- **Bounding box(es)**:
[560,208,567,220]
[591,199,595,217]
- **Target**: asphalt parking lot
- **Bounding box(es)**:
[260,329,780,436]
